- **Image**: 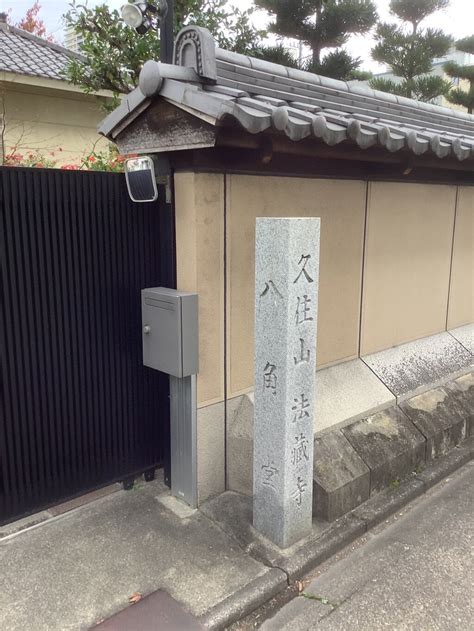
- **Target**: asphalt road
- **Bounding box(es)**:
[262,461,474,631]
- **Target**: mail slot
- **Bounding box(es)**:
[142,287,198,377]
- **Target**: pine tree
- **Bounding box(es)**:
[370,0,452,102]
[253,44,300,68]
[444,36,474,113]
[255,0,378,80]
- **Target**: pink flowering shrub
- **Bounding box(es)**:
[3,145,132,173]
[4,149,57,168]
[75,148,129,173]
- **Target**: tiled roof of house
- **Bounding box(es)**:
[0,15,83,81]
[100,26,474,163]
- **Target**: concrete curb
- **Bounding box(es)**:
[415,441,472,489]
[279,514,366,582]
[353,477,426,529]
[198,568,288,630]
[352,443,471,529]
[201,439,473,629]
[286,443,473,584]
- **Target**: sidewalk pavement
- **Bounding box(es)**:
[0,475,284,631]
[0,440,472,631]
[261,461,474,630]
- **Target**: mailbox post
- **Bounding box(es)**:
[142,287,198,507]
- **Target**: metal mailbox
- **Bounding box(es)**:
[142,287,199,378]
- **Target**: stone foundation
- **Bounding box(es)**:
[226,373,473,520]
[199,330,473,519]
[224,346,473,520]
[312,431,369,522]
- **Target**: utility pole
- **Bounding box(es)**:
[160,0,174,63]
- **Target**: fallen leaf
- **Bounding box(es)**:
[128,592,142,604]
[296,580,304,592]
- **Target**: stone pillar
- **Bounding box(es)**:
[253,217,320,548]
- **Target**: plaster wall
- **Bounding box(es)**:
[174,172,473,503]
[2,83,109,165]
[227,175,367,397]
[174,172,225,407]
[360,182,457,355]
[174,173,226,502]
[447,186,474,329]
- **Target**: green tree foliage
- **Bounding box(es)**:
[444,36,474,113]
[252,44,299,68]
[309,49,361,80]
[350,68,372,81]
[369,0,452,102]
[63,1,265,106]
[255,0,378,80]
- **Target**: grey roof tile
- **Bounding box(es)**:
[205,84,248,98]
[0,22,83,81]
[216,48,252,68]
[98,26,474,163]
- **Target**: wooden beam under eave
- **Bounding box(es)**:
[215,128,474,173]
[171,146,473,185]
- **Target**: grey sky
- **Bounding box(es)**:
[4,0,474,72]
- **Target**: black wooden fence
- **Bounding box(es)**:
[0,166,174,524]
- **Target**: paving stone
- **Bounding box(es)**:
[362,332,473,401]
[400,386,468,460]
[313,431,370,522]
[342,407,426,494]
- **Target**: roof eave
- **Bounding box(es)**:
[98,25,474,165]
[0,71,115,98]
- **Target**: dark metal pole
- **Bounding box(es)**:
[160,0,174,63]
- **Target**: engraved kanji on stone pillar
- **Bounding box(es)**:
[254,217,320,549]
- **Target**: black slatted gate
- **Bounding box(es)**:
[0,166,174,525]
